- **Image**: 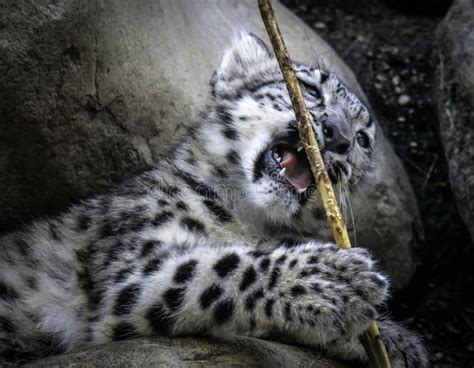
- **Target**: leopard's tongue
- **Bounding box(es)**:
[280,149,313,191]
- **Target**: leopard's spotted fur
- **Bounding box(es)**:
[0,34,427,367]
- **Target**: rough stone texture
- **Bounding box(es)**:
[22,336,345,368]
[434,0,474,242]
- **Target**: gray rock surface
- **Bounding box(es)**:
[434,0,474,242]
[0,1,420,286]
[22,336,345,367]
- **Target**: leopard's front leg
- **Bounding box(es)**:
[92,241,387,350]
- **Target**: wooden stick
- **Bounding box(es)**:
[257,1,392,367]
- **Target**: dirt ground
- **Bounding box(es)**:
[281,0,474,366]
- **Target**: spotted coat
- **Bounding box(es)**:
[0,34,427,367]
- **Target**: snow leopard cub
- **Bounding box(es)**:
[0,34,427,366]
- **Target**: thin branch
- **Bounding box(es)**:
[422,154,438,196]
[257,1,392,367]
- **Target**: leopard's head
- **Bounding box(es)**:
[207,34,375,224]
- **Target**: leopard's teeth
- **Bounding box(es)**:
[297,146,304,152]
[273,152,281,163]
[297,188,307,194]
[279,168,287,176]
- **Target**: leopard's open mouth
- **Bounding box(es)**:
[254,129,317,200]
[270,143,313,193]
[255,130,347,199]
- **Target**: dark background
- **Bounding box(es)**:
[280,0,473,366]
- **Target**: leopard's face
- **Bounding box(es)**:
[210,35,375,222]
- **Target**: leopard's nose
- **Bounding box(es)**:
[322,117,351,155]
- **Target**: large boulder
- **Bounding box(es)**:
[23,336,344,367]
[434,0,474,242]
[0,1,421,284]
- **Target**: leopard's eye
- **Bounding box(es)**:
[300,80,322,100]
[356,131,370,149]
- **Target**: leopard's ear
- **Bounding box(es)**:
[212,33,272,87]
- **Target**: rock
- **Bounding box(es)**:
[0,1,421,287]
[434,351,445,360]
[467,341,474,352]
[398,94,411,105]
[23,336,345,368]
[434,0,474,242]
[313,21,327,30]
